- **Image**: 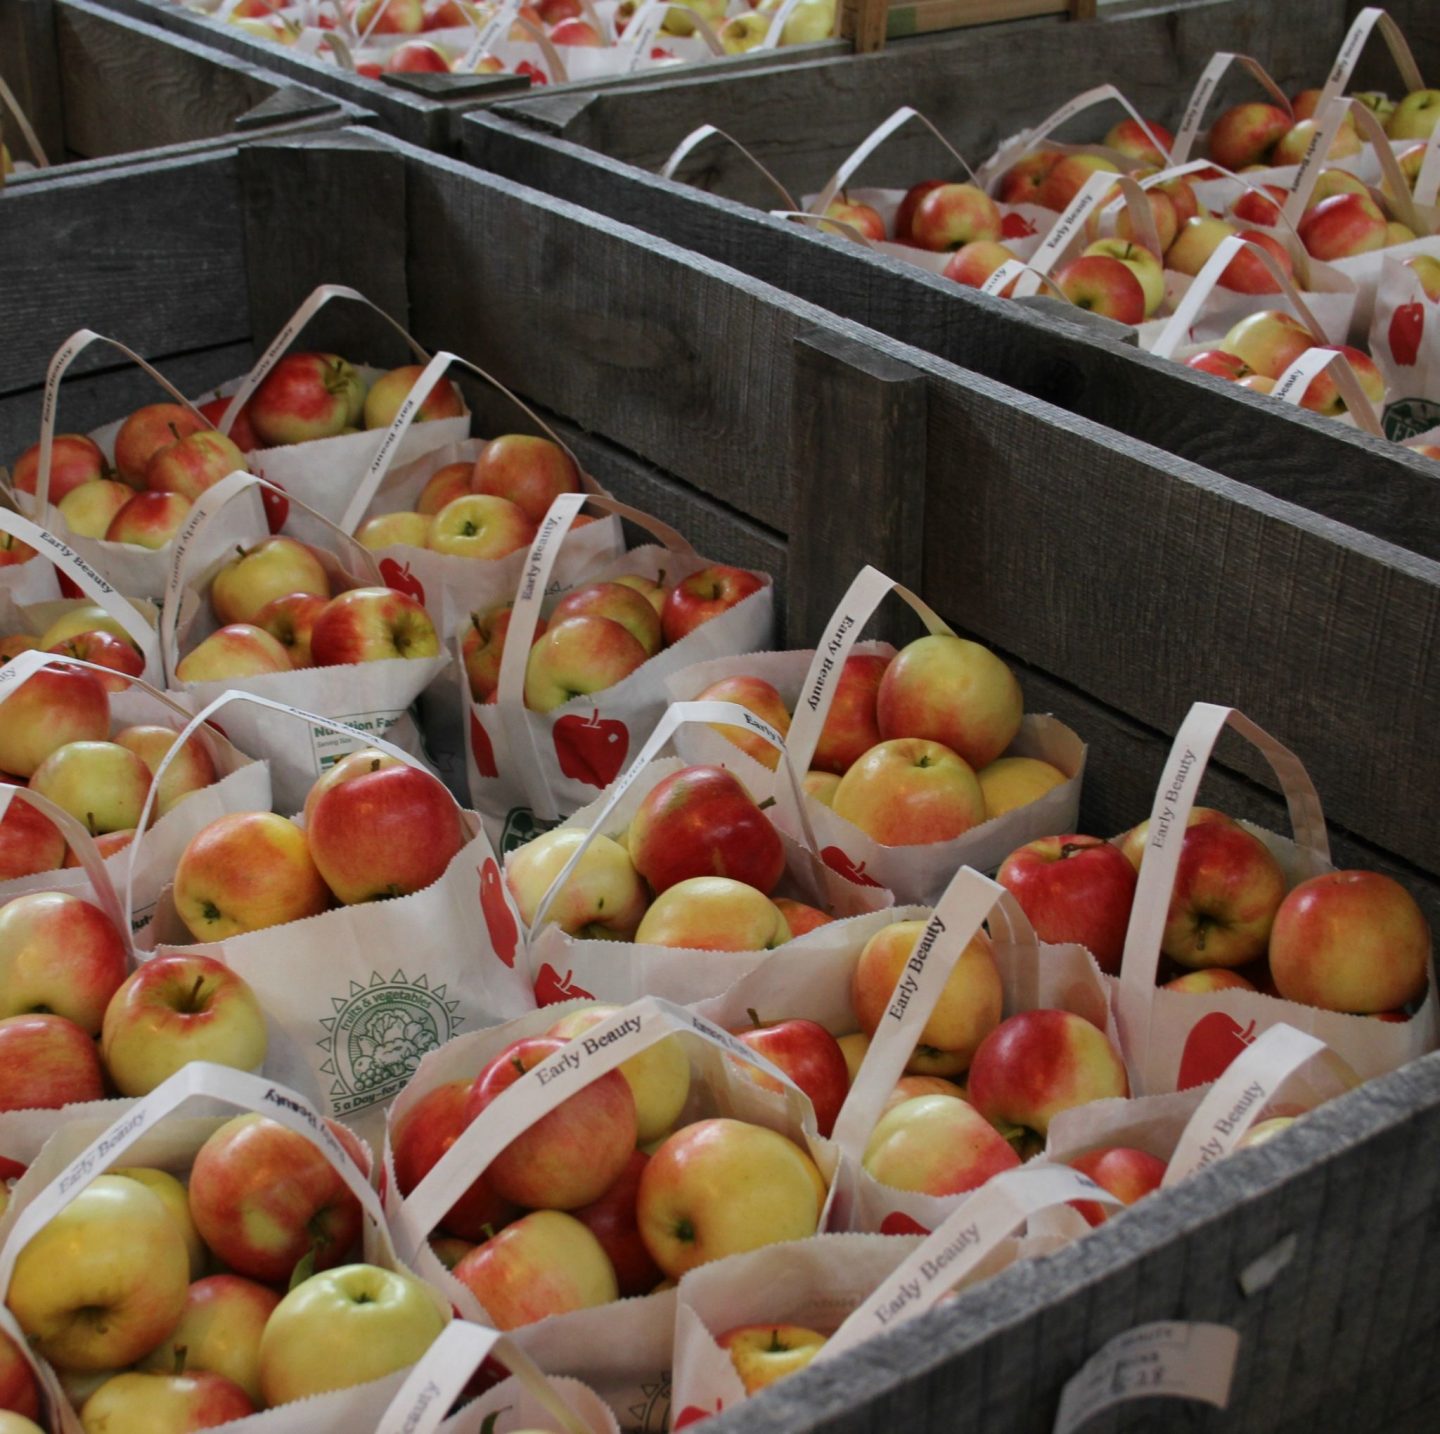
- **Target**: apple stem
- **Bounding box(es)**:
[86,812,98,836]
[168,422,182,441]
[746,1008,767,1030]
[478,1223,496,1242]
[183,974,206,1013]
[172,1345,188,1377]
[1058,842,1090,860]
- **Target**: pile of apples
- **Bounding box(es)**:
[358,433,582,562]
[166,750,464,942]
[392,1016,827,1328]
[0,1113,445,1426]
[992,808,1431,1021]
[173,537,440,683]
[0,888,268,1109]
[694,631,1063,848]
[0,661,218,864]
[1,601,151,709]
[464,562,765,711]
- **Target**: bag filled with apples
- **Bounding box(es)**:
[497,698,894,1014]
[1371,248,1440,441]
[0,648,269,934]
[668,1160,1120,1420]
[193,282,470,526]
[381,993,835,1425]
[0,1061,455,1434]
[4,328,271,602]
[374,1320,620,1434]
[132,691,533,1140]
[1108,702,1437,1097]
[668,564,1083,905]
[160,469,452,812]
[465,489,774,843]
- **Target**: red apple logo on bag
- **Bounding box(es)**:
[260,479,290,533]
[479,859,518,967]
[553,709,628,788]
[534,963,594,1006]
[1389,303,1425,367]
[469,711,498,780]
[880,1211,931,1236]
[379,557,426,607]
[674,1403,723,1428]
[1002,212,1038,240]
[822,846,884,888]
[1176,1012,1257,1090]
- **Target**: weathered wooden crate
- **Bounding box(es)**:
[0,0,368,181]
[464,0,1440,567]
[4,127,1438,1426]
[841,0,1091,54]
[91,0,852,153]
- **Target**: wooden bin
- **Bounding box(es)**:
[464,0,1440,566]
[841,0,1092,55]
[91,0,852,153]
[2,127,1438,1427]
[0,0,368,184]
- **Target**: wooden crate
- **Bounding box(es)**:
[91,0,853,153]
[3,122,1439,1429]
[464,0,1440,565]
[0,0,367,181]
[841,0,1092,55]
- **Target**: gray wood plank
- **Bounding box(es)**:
[0,0,64,164]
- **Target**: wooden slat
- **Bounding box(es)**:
[0,0,64,164]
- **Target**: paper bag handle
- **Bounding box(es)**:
[0,72,49,167]
[659,125,799,211]
[1162,1024,1358,1187]
[1314,7,1425,119]
[1411,126,1440,212]
[1116,703,1330,1080]
[818,1165,1122,1356]
[829,867,1040,1161]
[1169,54,1293,167]
[1271,346,1386,437]
[811,107,978,220]
[375,1321,596,1434]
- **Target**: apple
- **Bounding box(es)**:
[505,826,649,939]
[0,1325,40,1419]
[257,1264,445,1406]
[995,152,1058,208]
[469,435,582,525]
[832,737,986,847]
[1297,345,1386,417]
[1388,88,1440,140]
[821,195,886,241]
[392,1081,515,1241]
[414,462,473,518]
[0,536,36,569]
[0,889,127,1033]
[1268,869,1430,1013]
[301,746,404,827]
[45,629,145,694]
[1036,154,1120,213]
[197,396,259,453]
[452,1210,617,1330]
[357,511,432,551]
[1221,310,1313,379]
[1066,1146,1166,1226]
[13,433,108,502]
[383,38,451,70]
[687,674,788,768]
[851,918,1003,1076]
[975,755,1066,818]
[523,614,647,712]
[38,603,140,651]
[637,1119,823,1278]
[309,587,440,666]
[100,953,267,1095]
[0,662,109,777]
[1104,118,1173,167]
[145,429,247,501]
[876,632,1022,770]
[1215,230,1293,294]
[1207,102,1292,169]
[1387,221,1418,247]
[0,795,66,879]
[550,16,605,43]
[908,183,1003,252]
[661,565,765,645]
[1230,183,1288,228]
[633,876,791,951]
[465,1035,638,1209]
[172,810,331,941]
[1080,239,1163,317]
[57,479,134,538]
[64,829,134,865]
[996,835,1139,976]
[1403,253,1440,301]
[189,1114,364,1285]
[174,624,293,683]
[1165,215,1239,276]
[249,353,364,446]
[462,603,544,702]
[1272,117,1361,167]
[428,494,534,560]
[357,0,424,29]
[211,536,330,627]
[1110,187,1179,256]
[1237,375,1277,394]
[943,240,1019,291]
[28,739,152,834]
[1163,968,1256,993]
[0,1011,106,1110]
[968,1009,1129,1148]
[718,1326,828,1394]
[78,1370,255,1429]
[1185,350,1252,381]
[863,1093,1020,1195]
[253,590,328,669]
[307,763,465,904]
[1304,167,1373,210]
[108,1167,206,1279]
[362,366,464,431]
[1162,820,1287,968]
[881,1073,966,1115]
[113,725,213,822]
[0,635,37,661]
[554,582,663,658]
[772,897,833,937]
[114,405,208,486]
[547,1005,691,1144]
[1298,193,1389,260]
[614,573,667,615]
[568,1150,664,1298]
[734,1014,849,1137]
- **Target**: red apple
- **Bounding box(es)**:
[1297,193,1389,261]
[1185,350,1252,381]
[553,582,663,658]
[1231,183,1288,228]
[210,536,330,627]
[863,1093,1020,1196]
[773,898,834,938]
[693,674,790,769]
[0,889,128,1034]
[733,1014,850,1137]
[173,625,294,683]
[416,462,475,516]
[909,183,1004,252]
[1054,254,1147,324]
[523,615,647,711]
[0,795,66,879]
[661,565,765,645]
[248,353,364,446]
[309,587,441,666]
[0,1012,106,1110]
[1037,154,1119,213]
[822,195,886,241]
[197,396,259,453]
[470,435,582,526]
[1104,118,1173,167]
[383,38,451,70]
[1217,230,1294,294]
[105,490,193,549]
[943,240,1019,291]
[1221,310,1313,379]
[809,652,888,774]
[0,1323,40,1419]
[461,603,543,703]
[1162,820,1287,968]
[1207,102,1292,170]
[1066,1146,1166,1226]
[571,1150,663,1297]
[362,365,464,431]
[996,152,1059,207]
[831,738,986,847]
[0,662,110,777]
[45,629,145,693]
[632,877,791,952]
[114,405,208,486]
[1296,345,1386,417]
[145,429,248,501]
[253,590,328,668]
[12,433,108,503]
